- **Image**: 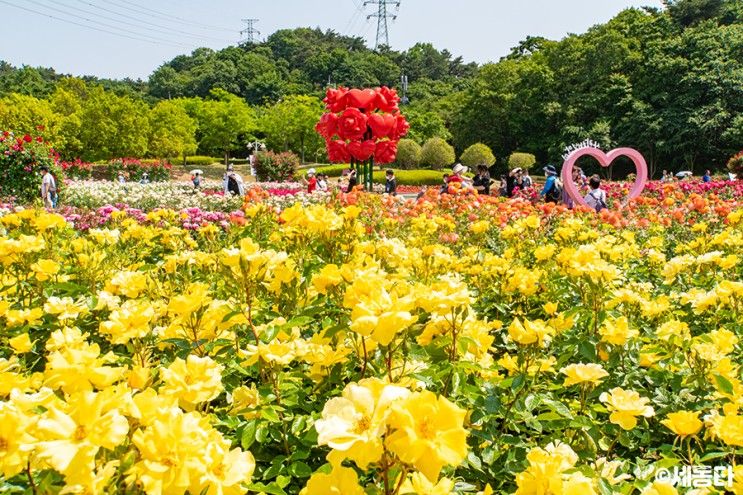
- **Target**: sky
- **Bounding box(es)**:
[1,0,665,80]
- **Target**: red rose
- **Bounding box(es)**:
[36,137,43,143]
[337,108,368,141]
[326,139,351,163]
[348,140,376,161]
[367,113,397,140]
[324,86,349,113]
[36,125,45,131]
[315,113,339,139]
[346,88,378,110]
[375,140,398,164]
[391,114,410,140]
[375,86,400,113]
[23,134,32,143]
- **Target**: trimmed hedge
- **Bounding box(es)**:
[299,164,349,177]
[184,156,223,166]
[395,139,422,170]
[420,138,456,170]
[374,169,447,186]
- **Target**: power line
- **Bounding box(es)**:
[69,0,233,44]
[29,0,195,48]
[0,0,190,49]
[364,0,400,49]
[240,18,260,44]
[104,0,234,32]
[342,0,366,36]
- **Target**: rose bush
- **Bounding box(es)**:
[0,182,741,495]
[0,130,64,204]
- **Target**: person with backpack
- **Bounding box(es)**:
[40,166,57,209]
[540,165,561,203]
[223,164,245,196]
[384,169,397,195]
[584,174,608,212]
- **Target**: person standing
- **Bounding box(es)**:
[506,168,521,197]
[702,170,711,183]
[118,172,126,184]
[40,166,56,209]
[584,175,608,211]
[317,173,328,192]
[540,165,561,204]
[346,169,358,193]
[521,169,533,189]
[384,169,397,195]
[139,172,150,184]
[306,169,318,193]
[192,172,202,189]
[473,165,491,195]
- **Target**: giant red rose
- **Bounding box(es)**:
[315,113,339,139]
[374,140,398,164]
[324,87,349,113]
[391,114,410,140]
[337,108,368,141]
[348,140,376,161]
[367,113,397,140]
[326,139,351,163]
[376,86,400,113]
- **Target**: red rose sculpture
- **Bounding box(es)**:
[326,139,351,163]
[316,86,408,165]
[375,140,398,164]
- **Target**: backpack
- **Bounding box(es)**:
[590,190,607,212]
[546,177,562,202]
[227,175,240,195]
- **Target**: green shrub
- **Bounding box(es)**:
[107,158,172,182]
[395,139,422,170]
[299,164,349,178]
[420,138,456,170]
[255,151,300,181]
[184,156,222,166]
[460,143,495,168]
[0,130,64,203]
[508,152,537,171]
[373,169,446,186]
[728,151,743,177]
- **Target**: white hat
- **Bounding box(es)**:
[307,168,316,176]
[452,163,468,175]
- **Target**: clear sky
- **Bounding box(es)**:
[1,0,664,80]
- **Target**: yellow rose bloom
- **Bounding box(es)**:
[660,410,703,437]
[560,363,608,387]
[160,355,224,410]
[386,390,468,482]
[599,387,655,430]
[300,465,365,495]
[8,333,33,353]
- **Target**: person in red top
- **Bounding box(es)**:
[448,163,473,189]
[306,168,317,193]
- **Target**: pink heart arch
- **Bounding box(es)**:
[561,147,648,208]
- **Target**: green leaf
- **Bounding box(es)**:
[713,374,734,395]
[240,420,257,449]
[288,461,313,478]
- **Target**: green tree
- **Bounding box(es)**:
[258,95,324,163]
[0,93,65,148]
[148,100,197,160]
[460,143,496,168]
[420,138,455,170]
[78,86,150,160]
[395,139,422,169]
[190,89,256,164]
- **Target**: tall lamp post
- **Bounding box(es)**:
[400,74,409,105]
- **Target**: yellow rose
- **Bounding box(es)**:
[599,387,655,430]
[660,410,703,437]
[8,333,33,353]
[560,363,608,387]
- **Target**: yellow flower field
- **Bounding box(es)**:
[0,188,742,494]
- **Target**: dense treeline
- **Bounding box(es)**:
[1,0,741,172]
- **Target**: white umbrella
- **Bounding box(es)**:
[676,171,692,178]
[190,169,204,175]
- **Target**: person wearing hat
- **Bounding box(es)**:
[139,172,150,185]
[224,163,245,196]
[448,164,473,190]
[507,167,522,197]
[306,168,318,193]
[540,165,561,203]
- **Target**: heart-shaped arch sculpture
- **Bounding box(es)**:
[561,147,648,208]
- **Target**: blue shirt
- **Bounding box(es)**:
[541,175,556,196]
[702,174,711,183]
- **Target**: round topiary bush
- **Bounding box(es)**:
[460,143,496,168]
[395,139,422,170]
[508,152,537,171]
[420,138,455,170]
[255,151,300,181]
[727,151,742,178]
[0,130,64,204]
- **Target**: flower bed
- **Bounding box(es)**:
[0,182,741,494]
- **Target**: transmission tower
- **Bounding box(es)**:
[240,18,260,44]
[364,0,400,49]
